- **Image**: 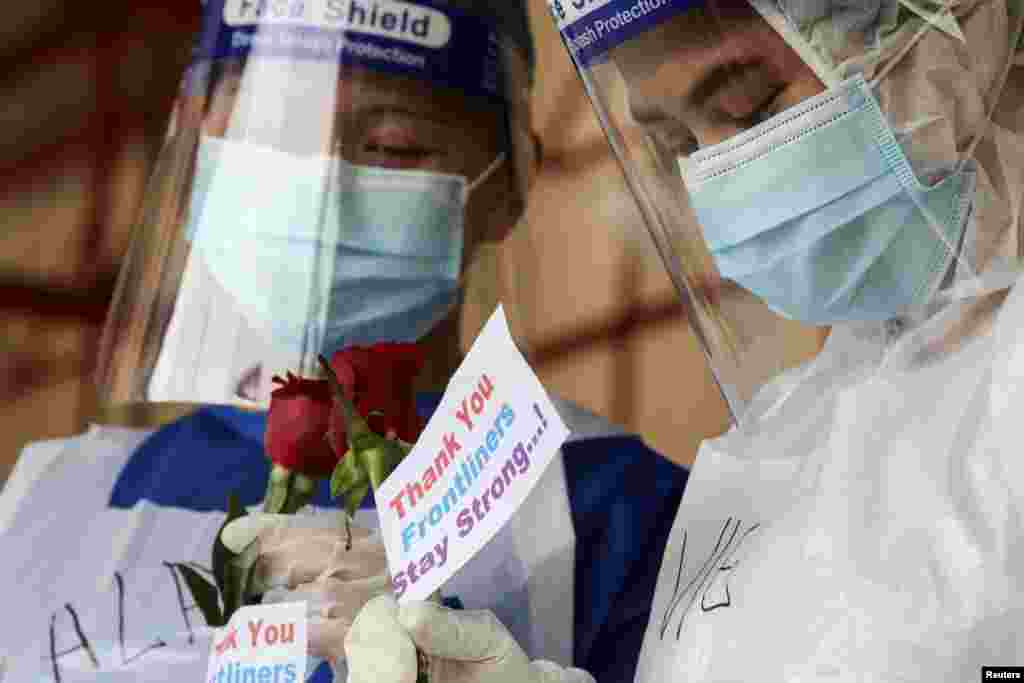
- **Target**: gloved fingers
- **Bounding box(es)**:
[221,513,288,554]
[312,542,390,584]
[252,540,388,592]
[263,519,380,550]
[563,667,598,683]
[263,580,393,665]
[247,526,388,593]
[260,583,338,617]
[221,512,379,555]
[316,575,394,616]
[397,601,511,663]
[533,660,562,678]
[345,595,418,683]
[263,576,392,622]
[308,615,353,661]
[533,660,597,683]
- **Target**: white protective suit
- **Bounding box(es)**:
[633,0,1024,679]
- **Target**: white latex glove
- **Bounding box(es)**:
[345,595,596,683]
[221,512,392,669]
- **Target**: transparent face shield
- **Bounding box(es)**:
[97,0,535,409]
[548,0,1024,424]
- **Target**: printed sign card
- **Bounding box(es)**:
[204,603,307,683]
[375,305,570,602]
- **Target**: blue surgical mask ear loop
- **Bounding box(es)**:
[463,153,508,203]
[870,0,1023,306]
[855,44,983,295]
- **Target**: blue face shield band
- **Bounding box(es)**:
[185,134,503,356]
[680,74,976,325]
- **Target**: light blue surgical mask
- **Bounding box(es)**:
[680,74,976,325]
[185,134,503,355]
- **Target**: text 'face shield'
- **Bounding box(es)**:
[549,0,1024,422]
[98,0,535,409]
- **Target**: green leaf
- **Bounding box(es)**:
[220,564,243,621]
[263,466,292,514]
[416,648,431,683]
[264,482,290,514]
[330,450,367,500]
[212,492,264,624]
[360,440,408,490]
[294,472,316,496]
[344,482,371,518]
[175,563,224,627]
[213,492,248,598]
[330,448,377,516]
[351,429,382,454]
[223,541,260,620]
[281,473,317,514]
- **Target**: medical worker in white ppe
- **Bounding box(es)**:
[332,0,1024,681]
[0,1,690,682]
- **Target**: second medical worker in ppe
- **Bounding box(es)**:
[338,0,1024,681]
[0,1,689,682]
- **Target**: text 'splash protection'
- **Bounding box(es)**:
[548,0,701,67]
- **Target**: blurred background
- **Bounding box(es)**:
[0,0,826,484]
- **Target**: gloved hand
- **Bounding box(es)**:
[221,512,392,669]
[345,595,596,683]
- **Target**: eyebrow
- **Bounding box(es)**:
[351,103,454,129]
[628,57,767,128]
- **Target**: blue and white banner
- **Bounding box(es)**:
[194,0,506,102]
[547,0,702,68]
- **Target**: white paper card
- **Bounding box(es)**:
[375,305,570,602]
[204,603,307,683]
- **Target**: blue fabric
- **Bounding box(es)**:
[109,405,374,511]
[108,396,688,683]
[562,437,688,683]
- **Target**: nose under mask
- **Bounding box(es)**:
[185,134,505,355]
[681,74,975,325]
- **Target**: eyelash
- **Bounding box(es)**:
[745,107,775,127]
[742,89,783,128]
[365,144,434,159]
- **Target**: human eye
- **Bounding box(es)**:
[673,130,700,156]
[358,117,442,169]
[738,88,783,129]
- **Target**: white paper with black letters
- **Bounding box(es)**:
[635,444,800,683]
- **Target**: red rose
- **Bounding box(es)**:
[330,342,425,443]
[265,372,346,478]
[264,343,424,480]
